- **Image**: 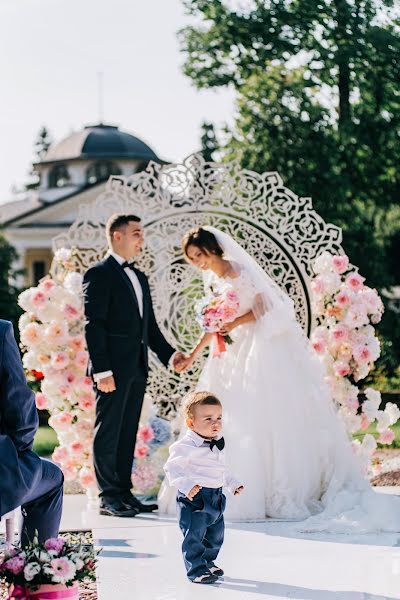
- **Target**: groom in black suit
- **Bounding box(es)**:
[84,213,187,517]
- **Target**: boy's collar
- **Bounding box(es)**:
[186,429,223,446]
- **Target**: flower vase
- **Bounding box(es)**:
[9,581,79,599]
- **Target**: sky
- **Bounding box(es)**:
[0,0,236,203]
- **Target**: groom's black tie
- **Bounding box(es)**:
[205,437,225,452]
[121,260,135,270]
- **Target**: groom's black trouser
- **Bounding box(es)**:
[93,371,147,500]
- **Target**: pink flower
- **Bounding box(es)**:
[335,290,351,307]
[134,442,150,458]
[346,272,365,291]
[311,277,325,295]
[35,392,48,410]
[312,339,326,354]
[345,397,359,413]
[137,425,154,443]
[70,335,86,352]
[39,279,56,293]
[333,361,351,377]
[45,322,69,346]
[50,557,76,583]
[332,255,349,274]
[59,384,71,397]
[64,371,76,385]
[331,324,350,343]
[78,394,95,412]
[75,350,89,370]
[44,537,65,554]
[131,463,158,493]
[31,290,48,309]
[4,556,25,574]
[52,446,69,464]
[378,429,395,445]
[360,412,371,431]
[49,412,73,432]
[21,322,43,346]
[51,351,69,370]
[70,441,85,456]
[63,303,81,322]
[79,468,96,488]
[353,345,371,364]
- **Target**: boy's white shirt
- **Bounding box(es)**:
[164,429,242,497]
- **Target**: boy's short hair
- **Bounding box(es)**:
[182,391,222,420]
[105,213,141,245]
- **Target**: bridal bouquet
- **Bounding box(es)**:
[310,251,399,472]
[195,288,240,357]
[1,535,98,599]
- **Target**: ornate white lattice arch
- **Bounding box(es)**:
[53,155,344,417]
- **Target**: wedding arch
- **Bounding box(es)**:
[53,154,344,418]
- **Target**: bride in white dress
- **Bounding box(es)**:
[158,226,400,531]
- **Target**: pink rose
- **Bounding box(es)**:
[312,339,326,354]
[75,350,89,370]
[137,425,154,443]
[4,556,25,575]
[52,446,69,464]
[31,289,48,309]
[51,351,69,370]
[331,324,350,343]
[311,277,325,295]
[333,361,351,377]
[346,272,365,291]
[78,394,95,412]
[353,345,371,364]
[64,371,76,385]
[70,335,86,352]
[332,255,349,274]
[70,441,85,456]
[59,384,71,397]
[35,392,48,410]
[63,303,81,322]
[134,442,150,458]
[79,468,96,488]
[21,322,43,346]
[38,279,56,293]
[378,429,395,445]
[335,290,351,307]
[45,322,69,346]
[49,412,73,432]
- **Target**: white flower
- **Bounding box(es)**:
[362,433,377,454]
[24,562,41,581]
[376,410,391,433]
[365,387,381,404]
[54,248,72,262]
[343,412,362,433]
[22,350,40,370]
[64,272,83,294]
[314,252,333,275]
[19,312,32,330]
[384,402,400,426]
[18,289,34,312]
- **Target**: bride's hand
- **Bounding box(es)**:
[219,319,237,336]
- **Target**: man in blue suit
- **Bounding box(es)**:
[0,320,63,545]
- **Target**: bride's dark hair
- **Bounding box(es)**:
[182,227,224,259]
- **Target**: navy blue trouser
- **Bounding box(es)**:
[177,487,226,580]
[20,458,64,546]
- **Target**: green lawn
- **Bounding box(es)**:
[33,426,58,456]
[353,421,400,449]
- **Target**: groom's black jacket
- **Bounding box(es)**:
[83,255,175,378]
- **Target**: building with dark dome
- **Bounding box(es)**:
[0,123,165,285]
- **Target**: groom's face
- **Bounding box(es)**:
[114,221,144,258]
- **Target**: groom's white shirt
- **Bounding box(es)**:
[164,429,241,497]
[93,250,176,382]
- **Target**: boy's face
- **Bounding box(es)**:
[187,403,222,439]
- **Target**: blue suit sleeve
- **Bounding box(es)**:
[0,321,38,453]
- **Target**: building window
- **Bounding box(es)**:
[86,161,121,185]
[49,164,70,188]
[32,261,46,286]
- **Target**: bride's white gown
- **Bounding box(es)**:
[158,266,400,532]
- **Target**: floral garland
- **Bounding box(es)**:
[310,252,400,473]
[18,248,172,498]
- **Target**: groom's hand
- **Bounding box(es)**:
[172,352,190,373]
[97,375,116,393]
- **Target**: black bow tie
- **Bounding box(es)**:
[121,260,135,270]
[206,437,225,452]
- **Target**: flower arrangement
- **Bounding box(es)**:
[18,249,97,496]
[196,287,240,356]
[131,397,172,496]
[310,252,400,472]
[0,535,97,598]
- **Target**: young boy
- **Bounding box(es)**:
[164,391,244,584]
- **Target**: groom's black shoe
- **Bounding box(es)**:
[99,498,139,518]
[122,494,158,513]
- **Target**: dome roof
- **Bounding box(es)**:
[41,124,160,164]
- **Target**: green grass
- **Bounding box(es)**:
[33,426,58,457]
[353,421,400,449]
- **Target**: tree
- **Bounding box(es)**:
[0,234,24,333]
[26,126,53,190]
[200,121,219,161]
[180,0,400,375]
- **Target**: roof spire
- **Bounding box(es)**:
[97,71,104,125]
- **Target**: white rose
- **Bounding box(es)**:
[362,433,377,454]
[22,350,40,370]
[314,251,333,275]
[64,272,83,294]
[18,289,34,312]
[384,402,400,426]
[54,248,72,262]
[24,562,41,581]
[376,411,391,432]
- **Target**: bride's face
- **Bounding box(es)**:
[185,244,214,271]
